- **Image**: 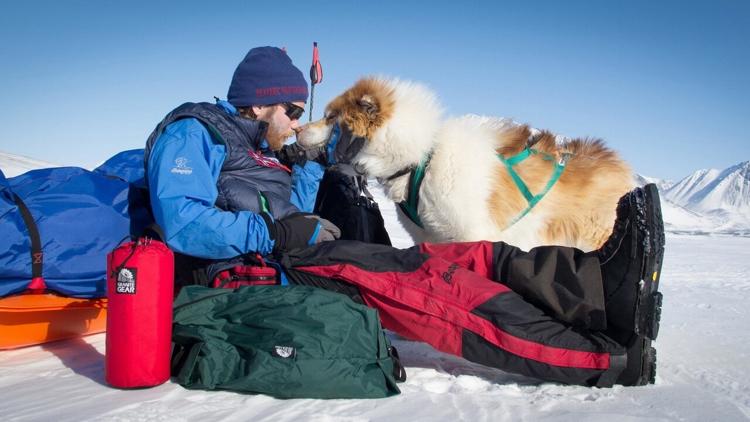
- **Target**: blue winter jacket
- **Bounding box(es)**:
[146,100,323,260]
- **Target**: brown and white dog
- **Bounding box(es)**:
[297,77,635,251]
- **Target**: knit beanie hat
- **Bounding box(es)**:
[227,47,308,107]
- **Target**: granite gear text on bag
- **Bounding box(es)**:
[171,285,405,399]
[106,237,174,389]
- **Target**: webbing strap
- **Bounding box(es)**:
[326,123,341,165]
[12,193,44,282]
[497,148,570,229]
[398,152,432,228]
[503,146,533,166]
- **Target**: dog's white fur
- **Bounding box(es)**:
[298,77,634,251]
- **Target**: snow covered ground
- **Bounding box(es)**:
[0,152,58,178]
[2,183,750,421]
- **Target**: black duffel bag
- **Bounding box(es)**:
[313,164,391,246]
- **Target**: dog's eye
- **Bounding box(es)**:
[325,112,338,123]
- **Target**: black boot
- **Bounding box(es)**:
[599,184,665,339]
[597,184,665,386]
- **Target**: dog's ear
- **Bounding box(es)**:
[357,94,379,120]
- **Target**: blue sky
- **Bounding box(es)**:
[0,0,747,180]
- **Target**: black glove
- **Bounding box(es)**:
[278,143,327,168]
[261,212,341,253]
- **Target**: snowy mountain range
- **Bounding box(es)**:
[637,161,750,235]
[2,150,749,235]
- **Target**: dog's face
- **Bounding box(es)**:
[297,78,395,170]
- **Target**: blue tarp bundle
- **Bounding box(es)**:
[0,149,149,298]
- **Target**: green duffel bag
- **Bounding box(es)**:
[170,285,405,399]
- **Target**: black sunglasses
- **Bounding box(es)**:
[281,102,305,121]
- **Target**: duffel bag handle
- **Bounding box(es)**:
[389,346,407,382]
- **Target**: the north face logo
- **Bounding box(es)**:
[116,267,137,294]
[273,346,296,359]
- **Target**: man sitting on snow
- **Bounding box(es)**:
[144,46,664,387]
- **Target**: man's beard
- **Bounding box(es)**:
[266,124,294,151]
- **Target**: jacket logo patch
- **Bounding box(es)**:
[273,345,296,359]
[170,157,193,175]
[442,263,460,284]
[116,267,137,294]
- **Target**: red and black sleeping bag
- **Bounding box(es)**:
[282,240,626,387]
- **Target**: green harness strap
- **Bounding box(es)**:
[497,148,570,229]
[398,152,432,228]
[398,148,569,231]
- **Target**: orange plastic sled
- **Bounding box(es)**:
[0,294,107,350]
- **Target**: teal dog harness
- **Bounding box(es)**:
[398,141,570,230]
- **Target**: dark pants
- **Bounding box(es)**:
[282,240,624,387]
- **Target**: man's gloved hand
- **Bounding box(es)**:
[278,143,327,167]
[261,212,340,253]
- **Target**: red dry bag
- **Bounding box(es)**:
[105,238,174,388]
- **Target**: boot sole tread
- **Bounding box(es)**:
[636,183,665,341]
